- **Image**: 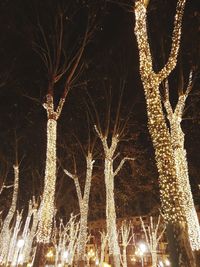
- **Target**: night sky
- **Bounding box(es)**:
[0,0,199,220]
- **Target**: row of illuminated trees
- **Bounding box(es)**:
[0,0,200,266]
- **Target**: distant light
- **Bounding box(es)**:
[165,259,170,266]
[17,239,25,248]
[95,258,99,265]
[138,242,147,253]
[63,250,69,259]
[46,250,53,258]
[159,261,164,267]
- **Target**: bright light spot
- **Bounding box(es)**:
[88,249,95,258]
[103,263,111,267]
[17,239,25,248]
[165,259,170,266]
[46,250,53,258]
[95,258,99,265]
[63,250,68,259]
[17,254,23,264]
[138,242,147,253]
[159,261,164,267]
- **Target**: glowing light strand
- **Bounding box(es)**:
[134,0,186,223]
[119,221,134,267]
[95,125,134,267]
[37,95,64,243]
[64,152,95,262]
[0,164,19,263]
[140,216,166,267]
[163,77,200,251]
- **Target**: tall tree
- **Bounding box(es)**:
[94,88,134,267]
[64,140,95,267]
[134,0,197,266]
[163,73,200,252]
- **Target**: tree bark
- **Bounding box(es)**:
[32,243,47,267]
[37,117,57,243]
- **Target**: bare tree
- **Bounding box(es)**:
[33,4,96,265]
[140,215,166,267]
[99,231,108,267]
[163,73,200,252]
[64,141,95,267]
[0,163,20,264]
[134,0,197,265]
[94,89,134,267]
[119,220,134,267]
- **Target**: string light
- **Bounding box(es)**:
[134,0,186,223]
[64,152,95,262]
[164,93,200,251]
[37,117,57,243]
[0,164,19,263]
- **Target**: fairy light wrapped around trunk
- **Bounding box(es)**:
[95,126,134,267]
[140,216,166,267]
[163,77,200,251]
[134,0,199,265]
[64,152,95,264]
[0,164,19,263]
[120,221,134,267]
[134,0,186,223]
[37,95,64,243]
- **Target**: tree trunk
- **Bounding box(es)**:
[77,209,88,265]
[37,118,57,243]
[166,223,196,267]
[105,169,120,267]
[32,243,47,267]
[77,259,85,267]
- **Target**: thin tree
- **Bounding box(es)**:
[64,137,95,267]
[0,162,20,263]
[140,215,166,267]
[134,0,196,266]
[163,73,200,251]
[119,220,134,267]
[94,88,134,267]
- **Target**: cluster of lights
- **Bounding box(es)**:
[95,126,121,265]
[37,116,57,243]
[0,164,19,263]
[64,152,95,262]
[134,0,187,223]
[140,216,166,267]
[164,92,200,250]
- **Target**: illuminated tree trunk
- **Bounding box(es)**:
[163,79,200,252]
[95,126,133,267]
[37,116,57,243]
[64,152,94,266]
[140,216,165,267]
[134,1,196,266]
[0,164,19,264]
[120,221,134,267]
[99,231,107,267]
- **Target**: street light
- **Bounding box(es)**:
[15,239,25,267]
[135,242,147,267]
[165,259,171,266]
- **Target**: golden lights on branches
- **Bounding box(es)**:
[134,0,186,223]
[163,78,200,251]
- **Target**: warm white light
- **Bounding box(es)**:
[63,250,69,260]
[165,259,170,266]
[159,261,164,267]
[17,239,25,248]
[95,258,99,265]
[138,242,147,253]
[46,250,54,258]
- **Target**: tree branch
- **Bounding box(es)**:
[114,157,135,177]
